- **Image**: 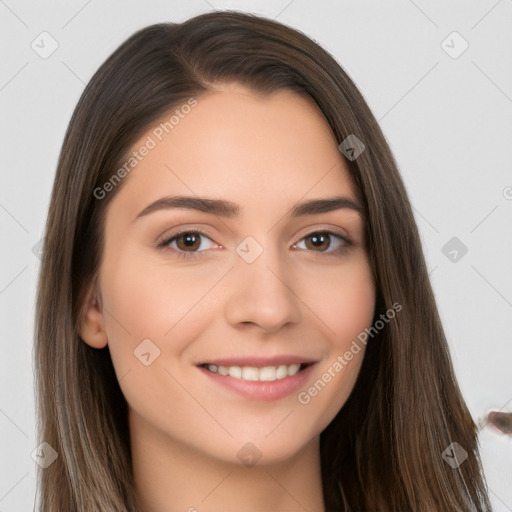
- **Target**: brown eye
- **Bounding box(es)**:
[175,232,202,251]
[304,232,331,252]
[158,230,216,258]
[293,231,352,257]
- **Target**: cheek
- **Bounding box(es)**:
[330,271,376,347]
[294,258,375,429]
[303,256,376,346]
[97,254,218,426]
[100,250,214,340]
[98,250,229,382]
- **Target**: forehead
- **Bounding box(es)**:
[108,82,359,220]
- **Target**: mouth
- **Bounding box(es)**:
[195,355,319,401]
[197,362,315,382]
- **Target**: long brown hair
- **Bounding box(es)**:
[34,10,492,511]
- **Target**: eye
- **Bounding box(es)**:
[157,230,218,258]
[157,229,353,259]
[293,231,352,256]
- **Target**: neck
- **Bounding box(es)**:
[129,410,325,512]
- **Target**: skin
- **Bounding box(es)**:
[79,82,376,512]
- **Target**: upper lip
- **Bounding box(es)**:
[196,355,318,367]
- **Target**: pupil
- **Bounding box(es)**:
[182,233,198,248]
[177,233,198,249]
[312,234,323,245]
[311,233,328,249]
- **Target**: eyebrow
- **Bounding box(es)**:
[133,195,363,222]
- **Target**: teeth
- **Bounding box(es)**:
[241,367,259,381]
[205,363,303,381]
[228,366,242,378]
[259,366,277,381]
[276,364,288,379]
[217,365,229,376]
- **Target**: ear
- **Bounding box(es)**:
[78,284,108,349]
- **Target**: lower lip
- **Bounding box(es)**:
[197,364,315,402]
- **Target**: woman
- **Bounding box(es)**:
[33,10,492,511]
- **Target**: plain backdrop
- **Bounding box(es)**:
[0,1,511,510]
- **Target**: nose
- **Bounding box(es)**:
[223,243,302,334]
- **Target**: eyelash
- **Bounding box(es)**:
[156,229,353,260]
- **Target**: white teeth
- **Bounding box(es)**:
[241,367,259,381]
[205,363,304,381]
[228,366,242,378]
[217,365,229,376]
[288,363,301,376]
[259,366,277,381]
[276,365,288,379]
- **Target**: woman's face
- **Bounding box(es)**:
[81,82,376,465]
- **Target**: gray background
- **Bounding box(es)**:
[0,0,511,510]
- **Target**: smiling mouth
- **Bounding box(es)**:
[197,362,314,382]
